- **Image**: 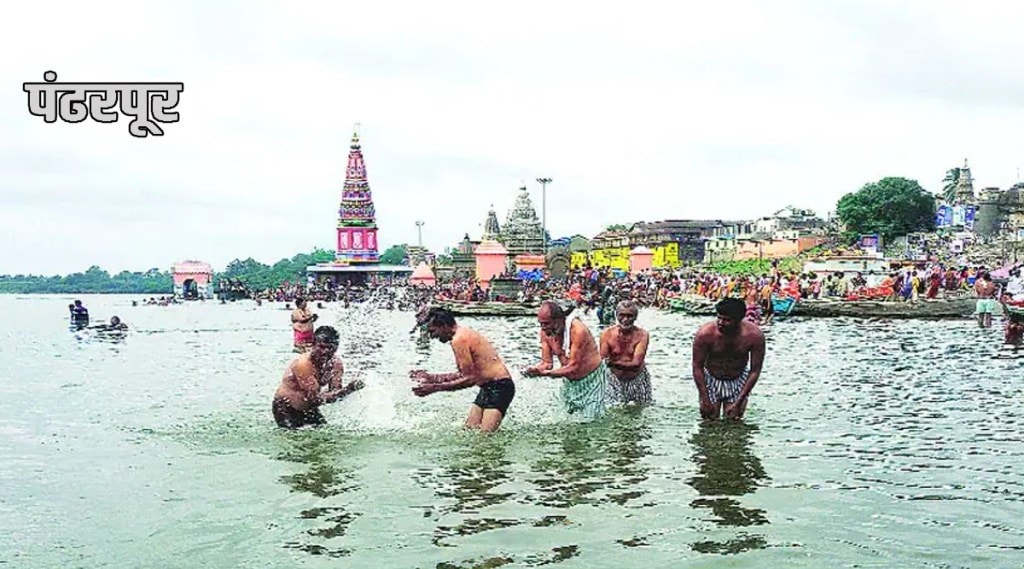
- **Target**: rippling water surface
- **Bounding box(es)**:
[1,294,1021,568]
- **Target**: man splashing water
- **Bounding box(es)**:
[272,326,363,429]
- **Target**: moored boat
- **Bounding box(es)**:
[435,300,541,317]
[790,297,977,319]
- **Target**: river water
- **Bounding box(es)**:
[1,294,1021,568]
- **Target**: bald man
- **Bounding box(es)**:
[524,301,610,419]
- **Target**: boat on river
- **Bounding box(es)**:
[665,294,979,319]
[435,300,541,318]
[792,297,976,319]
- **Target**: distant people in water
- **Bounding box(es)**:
[272,326,364,429]
[91,316,128,332]
[410,308,516,432]
[291,297,318,352]
[524,301,610,420]
[692,298,766,420]
[69,300,89,328]
[599,300,653,405]
[1005,312,1024,352]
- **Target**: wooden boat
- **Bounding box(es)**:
[789,297,977,319]
[665,294,978,319]
[666,295,716,316]
[435,300,541,317]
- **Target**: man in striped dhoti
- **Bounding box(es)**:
[524,301,608,420]
[600,300,654,405]
[692,298,766,420]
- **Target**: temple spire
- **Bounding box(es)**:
[335,127,380,264]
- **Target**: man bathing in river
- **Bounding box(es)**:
[291,297,319,352]
[410,308,515,432]
[599,300,653,405]
[524,301,611,419]
[272,326,364,429]
[974,272,998,329]
[692,298,766,420]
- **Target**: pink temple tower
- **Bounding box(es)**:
[335,128,380,264]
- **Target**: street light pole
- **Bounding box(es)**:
[415,220,424,249]
[536,177,552,254]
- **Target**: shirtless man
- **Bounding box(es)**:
[272,326,364,429]
[692,298,766,420]
[291,297,318,352]
[410,308,515,432]
[758,278,775,325]
[599,300,653,405]
[524,301,611,419]
[974,272,998,328]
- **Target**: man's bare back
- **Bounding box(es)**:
[600,324,649,380]
[975,279,996,298]
[448,325,512,385]
[531,318,602,380]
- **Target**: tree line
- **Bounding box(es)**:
[0,248,342,294]
[0,176,944,294]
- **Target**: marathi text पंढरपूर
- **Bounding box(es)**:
[23,70,184,137]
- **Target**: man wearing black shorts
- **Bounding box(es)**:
[410,308,515,432]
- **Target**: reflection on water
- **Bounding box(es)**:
[528,412,653,511]
[687,420,769,555]
[275,432,361,558]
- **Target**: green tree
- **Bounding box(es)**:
[941,167,960,204]
[836,177,936,244]
[379,244,408,265]
[604,223,633,232]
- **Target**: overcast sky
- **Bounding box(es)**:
[2,0,1022,275]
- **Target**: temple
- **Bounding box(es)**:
[306,127,412,285]
[953,158,977,206]
[499,184,545,256]
[335,131,380,264]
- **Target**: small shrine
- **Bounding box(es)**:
[629,246,654,274]
[450,233,478,278]
[474,239,509,290]
[499,185,545,256]
[410,262,437,287]
[172,260,213,299]
[482,205,502,241]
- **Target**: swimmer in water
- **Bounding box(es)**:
[1005,312,1024,352]
[410,308,515,432]
[272,326,363,429]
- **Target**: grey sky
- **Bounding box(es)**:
[2,0,1022,275]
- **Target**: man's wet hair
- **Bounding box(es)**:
[295,296,306,306]
[540,300,574,319]
[716,298,747,321]
[1010,312,1024,324]
[426,307,456,327]
[313,326,340,346]
[616,299,639,314]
